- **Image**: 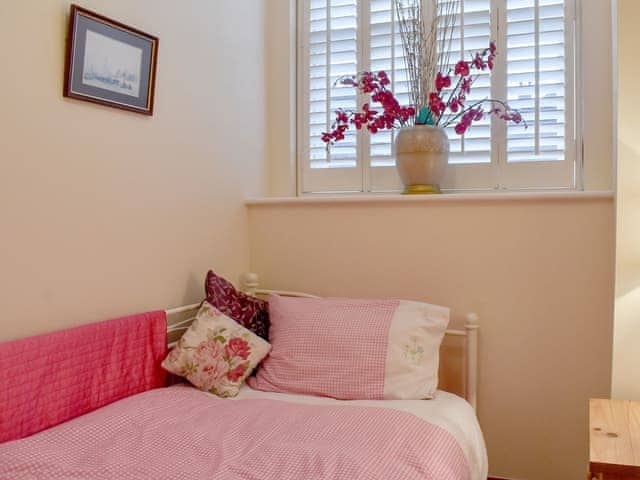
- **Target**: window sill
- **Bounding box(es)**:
[245,190,614,206]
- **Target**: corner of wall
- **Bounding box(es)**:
[264,0,298,197]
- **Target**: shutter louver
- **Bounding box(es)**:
[505,0,566,163]
[308,0,359,169]
[443,0,492,165]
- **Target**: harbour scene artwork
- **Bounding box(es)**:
[82,29,142,98]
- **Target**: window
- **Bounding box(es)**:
[298,0,578,193]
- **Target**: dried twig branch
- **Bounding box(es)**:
[395,0,458,114]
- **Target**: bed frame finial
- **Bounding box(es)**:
[465,312,480,327]
[240,272,259,296]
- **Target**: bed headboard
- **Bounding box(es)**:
[165,272,480,410]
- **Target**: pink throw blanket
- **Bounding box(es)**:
[0,311,167,443]
[0,386,469,480]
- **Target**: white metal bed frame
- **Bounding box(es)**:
[165,272,480,410]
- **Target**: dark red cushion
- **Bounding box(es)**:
[204,270,269,340]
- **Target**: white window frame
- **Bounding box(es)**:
[297,0,581,194]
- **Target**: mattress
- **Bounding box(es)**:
[231,385,489,480]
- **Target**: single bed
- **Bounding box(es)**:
[0,273,487,480]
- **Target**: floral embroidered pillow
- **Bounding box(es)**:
[162,302,271,397]
[205,270,269,340]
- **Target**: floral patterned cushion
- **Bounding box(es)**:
[205,270,269,340]
[162,302,271,397]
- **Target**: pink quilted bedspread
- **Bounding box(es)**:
[0,386,470,480]
[0,311,167,444]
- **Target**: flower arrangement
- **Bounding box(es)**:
[322,0,525,149]
[320,71,416,145]
[322,41,524,147]
[427,41,524,134]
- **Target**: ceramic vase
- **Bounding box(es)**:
[394,125,449,194]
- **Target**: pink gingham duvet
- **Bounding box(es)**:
[0,385,470,480]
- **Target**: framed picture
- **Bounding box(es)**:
[63,5,159,115]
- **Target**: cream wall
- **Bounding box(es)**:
[265,0,297,196]
[612,0,640,400]
[580,0,615,191]
[0,0,266,342]
[247,197,615,480]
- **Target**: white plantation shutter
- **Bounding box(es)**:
[506,0,567,162]
[443,0,492,166]
[302,0,362,192]
[438,0,498,189]
[367,0,413,190]
[497,0,576,188]
[298,0,578,193]
[368,0,409,168]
